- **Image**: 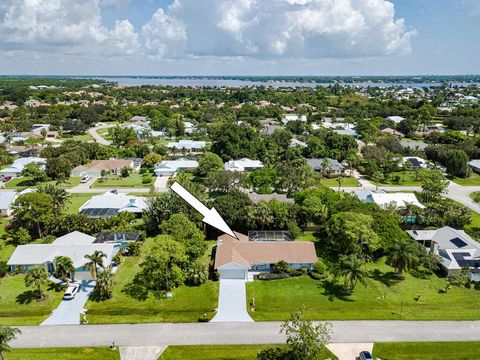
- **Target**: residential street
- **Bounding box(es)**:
[11,321,480,348]
[88,123,114,145]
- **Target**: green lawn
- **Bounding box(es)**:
[246,258,480,321]
[372,171,423,186]
[0,274,64,325]
[320,177,359,187]
[465,208,480,240]
[65,193,93,214]
[160,345,337,360]
[59,133,94,142]
[450,172,480,186]
[470,191,480,202]
[4,177,81,189]
[91,173,151,188]
[0,218,14,262]
[97,127,113,140]
[372,342,480,360]
[85,249,219,324]
[6,347,120,360]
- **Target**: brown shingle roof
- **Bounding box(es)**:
[89,159,132,170]
[215,232,317,269]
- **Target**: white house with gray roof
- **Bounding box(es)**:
[79,191,148,217]
[407,226,480,280]
[0,157,46,178]
[306,158,346,177]
[224,158,263,172]
[167,140,206,152]
[154,158,199,177]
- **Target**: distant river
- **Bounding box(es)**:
[95,77,479,88]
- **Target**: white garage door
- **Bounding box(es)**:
[220,269,246,279]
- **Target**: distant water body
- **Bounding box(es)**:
[97,77,478,88]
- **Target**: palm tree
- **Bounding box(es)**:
[37,184,71,213]
[84,251,107,279]
[387,239,419,278]
[0,326,21,360]
[333,254,368,293]
[185,261,208,286]
[248,202,274,230]
[95,269,115,300]
[54,256,75,280]
[25,265,49,299]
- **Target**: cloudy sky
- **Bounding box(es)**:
[0,0,478,75]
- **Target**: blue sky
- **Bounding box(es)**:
[0,0,478,75]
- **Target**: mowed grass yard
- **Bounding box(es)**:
[450,172,480,186]
[65,193,93,214]
[91,173,151,188]
[160,345,337,360]
[6,347,120,360]
[319,177,359,187]
[246,258,480,321]
[372,171,423,186]
[0,274,64,325]
[4,177,81,189]
[85,240,219,324]
[372,342,480,360]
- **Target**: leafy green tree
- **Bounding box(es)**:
[54,256,75,280]
[9,227,31,245]
[326,212,380,256]
[445,149,470,178]
[420,170,448,203]
[247,201,274,230]
[143,152,162,167]
[300,195,328,225]
[198,152,224,176]
[276,158,315,196]
[94,269,115,300]
[0,326,21,360]
[37,183,71,213]
[248,166,278,194]
[21,162,46,184]
[110,126,137,147]
[387,240,419,278]
[25,265,49,299]
[11,192,55,239]
[210,190,252,232]
[185,260,208,286]
[333,254,368,293]
[160,213,207,261]
[84,250,106,279]
[205,170,245,193]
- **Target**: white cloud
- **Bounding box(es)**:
[142,0,416,59]
[0,0,139,57]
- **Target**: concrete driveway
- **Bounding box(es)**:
[327,343,373,360]
[211,279,253,322]
[41,281,95,326]
[153,176,169,192]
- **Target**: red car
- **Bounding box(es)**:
[2,176,12,183]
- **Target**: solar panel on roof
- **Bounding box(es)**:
[451,237,468,248]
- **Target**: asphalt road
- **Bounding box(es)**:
[88,123,114,145]
[11,321,480,348]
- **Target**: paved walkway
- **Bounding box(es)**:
[210,279,253,322]
[153,176,169,192]
[12,321,480,348]
[41,281,95,325]
[88,124,114,145]
[119,346,166,360]
[327,343,373,360]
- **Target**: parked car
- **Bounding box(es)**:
[359,351,373,360]
[63,283,80,300]
[80,175,90,183]
[2,176,12,183]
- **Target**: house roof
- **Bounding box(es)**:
[167,140,206,149]
[88,159,133,170]
[245,191,294,204]
[224,158,263,171]
[7,242,117,269]
[155,158,199,171]
[356,190,424,209]
[469,160,480,169]
[306,158,344,172]
[0,157,46,174]
[0,191,17,210]
[79,192,147,216]
[215,232,317,269]
[53,231,96,245]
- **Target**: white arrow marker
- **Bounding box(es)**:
[170,181,237,239]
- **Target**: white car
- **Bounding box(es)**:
[80,175,90,183]
[63,283,80,300]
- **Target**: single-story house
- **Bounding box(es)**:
[355,189,424,210]
[244,191,294,204]
[70,159,137,177]
[0,190,17,216]
[289,138,307,148]
[282,114,307,124]
[154,158,199,177]
[0,157,46,178]
[306,158,346,177]
[167,140,206,152]
[183,121,197,134]
[215,232,317,280]
[381,128,404,137]
[79,191,148,217]
[401,157,429,170]
[469,160,480,174]
[407,226,480,280]
[386,116,405,124]
[7,231,119,281]
[130,115,149,122]
[224,158,263,172]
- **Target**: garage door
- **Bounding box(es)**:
[220,269,246,279]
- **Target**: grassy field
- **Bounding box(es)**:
[85,244,219,323]
[372,171,423,186]
[65,193,93,214]
[91,173,151,188]
[6,347,120,360]
[0,218,14,262]
[0,274,64,325]
[450,172,480,186]
[59,133,94,142]
[246,258,480,321]
[4,177,81,189]
[320,177,359,187]
[160,345,337,360]
[372,342,480,360]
